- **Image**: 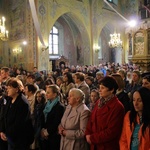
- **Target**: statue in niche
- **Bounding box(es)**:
[134,32,144,55]
[128,33,132,55]
[76,38,82,61]
[76,45,81,61]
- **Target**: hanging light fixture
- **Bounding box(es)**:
[0,16,9,41]
[108,32,122,48]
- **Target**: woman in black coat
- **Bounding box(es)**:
[112,74,131,113]
[33,89,46,149]
[0,78,34,150]
[40,84,65,150]
[0,95,8,150]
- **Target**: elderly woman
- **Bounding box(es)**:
[85,76,125,150]
[58,88,90,150]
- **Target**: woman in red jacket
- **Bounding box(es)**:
[119,87,150,150]
[85,76,125,150]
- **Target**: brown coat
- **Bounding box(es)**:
[60,103,90,150]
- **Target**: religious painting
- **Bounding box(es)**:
[134,31,144,55]
[9,0,25,40]
[128,33,132,55]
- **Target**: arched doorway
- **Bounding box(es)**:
[49,13,90,69]
[99,23,123,64]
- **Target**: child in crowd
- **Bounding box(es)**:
[88,89,100,111]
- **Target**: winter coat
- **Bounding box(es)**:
[85,96,124,150]
[60,103,90,150]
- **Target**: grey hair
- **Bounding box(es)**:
[69,88,85,103]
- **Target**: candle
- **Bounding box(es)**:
[2,17,5,26]
[6,30,8,38]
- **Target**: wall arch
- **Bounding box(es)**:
[49,12,91,66]
[98,22,123,64]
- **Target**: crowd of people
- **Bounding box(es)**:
[0,62,150,150]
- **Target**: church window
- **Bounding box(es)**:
[107,0,113,2]
[49,26,59,54]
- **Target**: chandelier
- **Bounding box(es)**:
[0,16,9,41]
[108,32,122,48]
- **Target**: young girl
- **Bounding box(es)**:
[88,89,100,111]
[33,89,46,149]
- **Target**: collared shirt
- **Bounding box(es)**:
[98,94,114,108]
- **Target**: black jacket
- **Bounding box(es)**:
[3,93,34,149]
[116,91,131,113]
[41,101,65,150]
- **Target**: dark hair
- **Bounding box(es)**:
[130,87,150,136]
[34,89,46,107]
[27,74,35,79]
[133,70,141,78]
[86,76,94,83]
[25,83,37,94]
[99,76,118,94]
[143,75,150,82]
[7,78,22,93]
[75,72,85,81]
[36,77,43,82]
[45,78,55,85]
[63,72,74,84]
[1,67,9,72]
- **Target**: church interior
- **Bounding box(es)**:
[0,0,150,72]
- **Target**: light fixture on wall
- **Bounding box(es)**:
[93,44,100,53]
[41,45,49,51]
[108,32,122,48]
[0,16,9,41]
[13,47,22,54]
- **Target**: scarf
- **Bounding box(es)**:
[98,94,114,108]
[43,96,59,122]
